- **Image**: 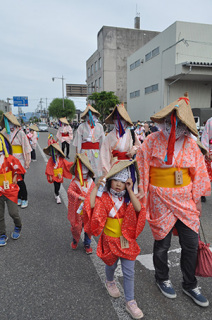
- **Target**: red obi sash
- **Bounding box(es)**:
[112,150,129,160]
[81,142,100,149]
[62,133,69,137]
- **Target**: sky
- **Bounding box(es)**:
[0,0,211,114]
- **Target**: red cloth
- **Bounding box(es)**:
[195,238,212,277]
[112,150,129,160]
[45,157,73,183]
[62,133,69,137]
[84,192,146,266]
[81,142,100,150]
[48,139,56,146]
[67,178,95,243]
[0,155,26,203]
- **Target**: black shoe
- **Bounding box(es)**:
[201,196,206,203]
[66,156,70,159]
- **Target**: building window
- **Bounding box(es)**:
[91,64,94,75]
[95,61,97,72]
[88,68,90,77]
[145,84,158,94]
[98,57,102,69]
[95,79,98,90]
[99,77,101,88]
[130,59,141,71]
[130,90,140,98]
[145,47,159,62]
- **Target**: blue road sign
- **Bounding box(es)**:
[13,96,28,107]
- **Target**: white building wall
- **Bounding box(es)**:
[127,21,212,122]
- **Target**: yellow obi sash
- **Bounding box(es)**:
[150,167,191,188]
[104,217,123,237]
[0,171,12,187]
[12,145,23,154]
[53,168,63,177]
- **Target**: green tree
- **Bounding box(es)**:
[48,98,76,121]
[0,110,3,118]
[88,91,120,122]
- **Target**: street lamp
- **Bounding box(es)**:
[52,75,65,108]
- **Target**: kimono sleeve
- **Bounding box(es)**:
[83,182,96,234]
[10,155,26,176]
[61,158,73,180]
[99,134,112,175]
[45,158,54,183]
[189,144,211,202]
[122,201,146,240]
[84,195,107,236]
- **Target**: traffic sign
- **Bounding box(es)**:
[13,96,28,107]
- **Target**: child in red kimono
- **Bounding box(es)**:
[43,143,73,204]
[0,133,26,246]
[84,160,146,319]
[67,153,95,254]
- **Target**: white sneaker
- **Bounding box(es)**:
[56,195,61,204]
[21,200,28,208]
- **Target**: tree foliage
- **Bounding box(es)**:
[88,91,120,122]
[48,98,76,120]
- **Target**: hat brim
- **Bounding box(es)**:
[150,95,198,136]
[105,159,140,185]
[0,112,21,128]
[59,118,69,125]
[70,153,94,178]
[43,143,65,158]
[81,105,100,119]
[105,104,133,126]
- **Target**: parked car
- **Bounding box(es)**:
[38,122,48,132]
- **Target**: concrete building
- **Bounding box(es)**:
[86,21,159,108]
[0,100,12,113]
[127,21,212,122]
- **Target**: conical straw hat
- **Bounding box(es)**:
[70,153,94,178]
[43,143,65,158]
[29,124,39,132]
[105,159,140,184]
[59,117,69,125]
[0,111,21,128]
[81,104,100,119]
[150,92,198,136]
[105,104,133,126]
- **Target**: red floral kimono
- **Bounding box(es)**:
[0,155,26,203]
[67,177,95,243]
[45,157,73,183]
[84,192,146,266]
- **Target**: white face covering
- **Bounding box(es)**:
[9,123,16,132]
[164,116,189,139]
[92,115,98,123]
[82,164,89,174]
[113,119,128,131]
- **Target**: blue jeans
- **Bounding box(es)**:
[105,258,135,301]
[73,232,91,247]
[153,219,198,290]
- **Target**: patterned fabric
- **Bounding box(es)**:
[67,177,95,243]
[99,127,141,175]
[83,192,146,266]
[201,117,212,181]
[136,131,211,240]
[4,128,32,168]
[0,155,26,203]
[27,131,38,149]
[45,157,73,183]
[56,124,73,144]
[73,122,105,177]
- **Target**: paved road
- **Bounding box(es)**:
[1,130,212,320]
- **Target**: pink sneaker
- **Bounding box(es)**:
[126,300,144,319]
[105,280,121,298]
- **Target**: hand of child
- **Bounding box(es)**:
[79,196,85,201]
[136,187,145,200]
[125,178,133,192]
[126,146,138,158]
[58,173,62,179]
[49,175,53,182]
[96,176,106,189]
[13,174,17,184]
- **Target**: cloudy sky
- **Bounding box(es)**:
[0,0,211,113]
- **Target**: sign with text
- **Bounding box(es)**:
[66,84,88,97]
[13,96,28,107]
